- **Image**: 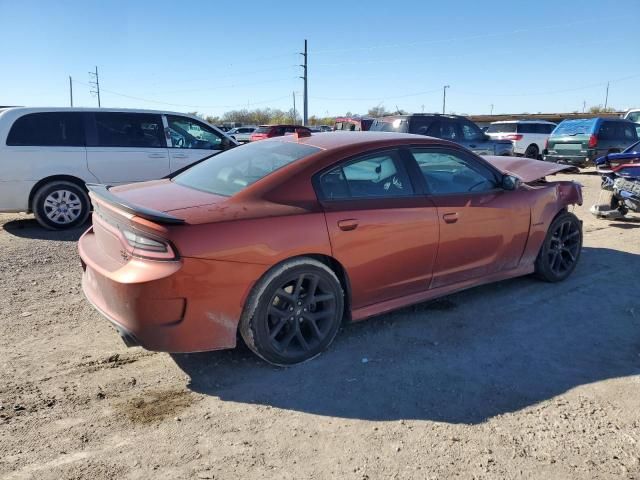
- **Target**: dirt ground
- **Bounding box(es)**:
[1,171,639,480]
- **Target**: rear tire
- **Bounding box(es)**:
[239,258,344,366]
[32,180,90,230]
[534,212,582,282]
[524,144,539,159]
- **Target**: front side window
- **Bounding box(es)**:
[623,124,637,141]
[319,152,414,200]
[460,121,484,141]
[174,140,319,196]
[93,113,164,148]
[410,148,497,194]
[167,115,222,149]
[7,112,84,147]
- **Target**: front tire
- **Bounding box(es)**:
[534,212,582,282]
[32,181,90,230]
[240,258,344,366]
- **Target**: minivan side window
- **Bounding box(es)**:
[167,116,223,150]
[93,113,164,148]
[7,112,85,147]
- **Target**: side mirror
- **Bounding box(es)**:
[502,174,521,191]
[221,137,235,150]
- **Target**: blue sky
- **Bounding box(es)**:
[1,0,638,117]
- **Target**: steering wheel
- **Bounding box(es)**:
[175,137,185,148]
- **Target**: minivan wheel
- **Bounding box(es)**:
[33,181,90,230]
[534,212,582,282]
[240,258,344,366]
[525,144,539,159]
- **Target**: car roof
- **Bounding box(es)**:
[491,120,556,124]
[265,130,448,150]
[0,106,199,117]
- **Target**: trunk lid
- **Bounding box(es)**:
[546,134,590,154]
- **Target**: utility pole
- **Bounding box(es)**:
[292,91,297,124]
[582,100,586,113]
[89,66,101,107]
[69,76,73,107]
[490,104,494,115]
[442,85,450,114]
[299,40,308,126]
[421,104,425,113]
[604,81,610,110]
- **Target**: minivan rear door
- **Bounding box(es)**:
[86,112,169,184]
[166,115,226,171]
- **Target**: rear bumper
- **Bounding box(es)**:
[544,149,597,165]
[78,227,268,353]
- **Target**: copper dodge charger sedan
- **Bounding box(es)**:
[79,131,583,365]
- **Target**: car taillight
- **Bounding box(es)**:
[588,134,598,148]
[122,229,177,260]
[505,134,523,141]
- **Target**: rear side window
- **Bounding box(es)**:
[254,126,272,134]
[319,152,414,199]
[7,112,85,146]
[92,113,165,148]
[598,122,618,140]
[623,123,638,141]
[486,123,517,134]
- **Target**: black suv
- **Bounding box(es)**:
[370,114,513,156]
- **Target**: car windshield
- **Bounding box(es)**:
[173,141,320,196]
[551,119,597,136]
[626,111,640,123]
[486,123,517,133]
[369,118,409,133]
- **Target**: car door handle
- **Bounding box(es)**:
[443,212,459,223]
[172,153,188,158]
[148,153,166,158]
[337,219,358,231]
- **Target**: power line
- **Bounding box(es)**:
[311,87,442,102]
[74,80,292,109]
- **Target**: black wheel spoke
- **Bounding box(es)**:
[304,315,323,338]
[562,247,576,262]
[293,274,305,297]
[275,288,296,304]
[311,293,334,304]
[269,318,288,340]
[295,329,310,351]
[278,327,297,351]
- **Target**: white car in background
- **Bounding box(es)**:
[0,107,236,229]
[485,120,556,159]
[623,109,640,135]
[226,126,256,143]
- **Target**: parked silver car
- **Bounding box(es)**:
[226,126,256,143]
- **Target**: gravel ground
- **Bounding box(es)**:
[1,171,639,480]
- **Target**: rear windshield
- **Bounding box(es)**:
[486,123,517,133]
[551,119,597,136]
[369,118,409,133]
[173,141,320,196]
[254,126,272,133]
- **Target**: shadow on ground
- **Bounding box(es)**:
[2,217,86,241]
[172,247,640,424]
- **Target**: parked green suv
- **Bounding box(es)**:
[544,117,638,167]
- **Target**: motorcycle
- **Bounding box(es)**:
[590,141,640,218]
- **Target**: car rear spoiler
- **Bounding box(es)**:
[86,184,185,225]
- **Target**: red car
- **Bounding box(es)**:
[79,132,583,365]
[250,124,312,142]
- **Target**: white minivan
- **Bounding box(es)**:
[0,107,236,229]
[485,120,556,159]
